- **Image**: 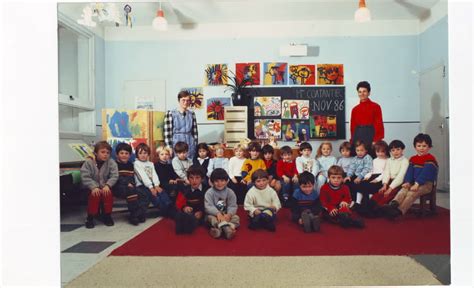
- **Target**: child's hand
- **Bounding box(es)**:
[253,209,261,216]
[340,201,349,208]
[292,175,299,184]
[216,213,225,222]
[329,209,338,216]
[370,179,379,184]
[223,213,232,222]
[150,187,157,196]
[354,178,362,184]
[183,206,193,213]
[343,176,351,183]
[194,211,203,219]
[241,179,248,185]
[379,184,387,193]
[156,186,163,193]
[410,183,419,192]
[185,179,190,185]
[269,205,277,211]
[283,176,290,184]
[169,179,176,185]
[231,177,238,184]
[384,187,393,197]
[102,185,111,196]
[298,218,303,225]
[402,182,410,189]
[91,187,101,197]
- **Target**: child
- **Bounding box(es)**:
[381,134,438,219]
[228,144,248,205]
[207,143,229,178]
[295,142,319,177]
[193,142,211,173]
[135,143,174,220]
[204,168,240,239]
[244,169,281,232]
[276,145,299,204]
[80,141,118,228]
[174,165,209,234]
[155,146,182,202]
[241,141,267,187]
[343,141,373,209]
[291,171,322,233]
[320,165,365,228]
[336,141,353,175]
[172,141,193,185]
[316,142,337,192]
[262,144,282,195]
[366,140,409,217]
[114,142,147,226]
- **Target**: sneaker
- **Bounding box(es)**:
[209,227,222,239]
[338,213,352,228]
[389,200,400,208]
[129,216,139,226]
[222,225,236,240]
[301,211,312,233]
[264,220,276,232]
[311,215,321,232]
[85,215,95,229]
[385,207,402,220]
[138,214,146,223]
[103,214,114,226]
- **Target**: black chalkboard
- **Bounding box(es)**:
[243,86,345,140]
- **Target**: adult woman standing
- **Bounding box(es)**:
[164,91,198,159]
[350,81,384,153]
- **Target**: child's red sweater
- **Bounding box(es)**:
[319,183,352,212]
[276,159,298,178]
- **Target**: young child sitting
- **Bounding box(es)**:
[276,145,299,204]
[155,146,182,202]
[365,140,409,217]
[172,141,193,185]
[343,141,373,209]
[135,143,174,220]
[80,141,118,228]
[114,142,147,226]
[174,165,209,234]
[204,168,240,240]
[228,144,248,205]
[316,142,337,192]
[241,141,267,187]
[320,165,365,228]
[193,142,211,174]
[244,169,281,232]
[381,134,438,219]
[295,142,319,177]
[291,171,322,233]
[262,144,282,195]
[207,143,229,179]
[336,141,353,176]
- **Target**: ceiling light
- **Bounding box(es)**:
[354,0,371,23]
[152,2,168,31]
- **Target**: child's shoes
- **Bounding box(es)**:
[85,215,95,229]
[301,211,313,233]
[222,225,236,239]
[311,215,321,232]
[209,227,222,238]
[103,214,114,226]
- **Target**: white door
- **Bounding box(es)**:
[420,65,449,191]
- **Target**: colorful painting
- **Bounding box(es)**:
[281,120,310,141]
[281,100,310,119]
[263,62,287,85]
[254,119,282,139]
[310,115,337,138]
[236,62,260,85]
[254,96,281,117]
[69,143,94,159]
[181,87,204,110]
[207,97,231,121]
[289,65,316,85]
[317,64,344,85]
[151,111,165,142]
[104,109,149,139]
[204,64,228,86]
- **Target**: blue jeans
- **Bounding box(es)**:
[137,186,173,216]
[280,180,293,198]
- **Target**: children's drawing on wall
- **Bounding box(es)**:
[263,62,287,85]
[236,62,260,85]
[310,115,337,138]
[296,121,310,141]
[207,97,231,121]
[254,119,282,139]
[204,64,228,86]
[181,87,204,110]
[151,111,165,149]
[254,96,281,117]
[105,109,149,139]
[317,64,344,85]
[69,143,94,159]
[289,64,315,85]
[281,100,310,119]
[282,120,297,141]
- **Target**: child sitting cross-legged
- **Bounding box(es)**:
[174,165,209,234]
[291,171,322,233]
[172,141,193,185]
[244,169,281,232]
[193,142,211,176]
[228,144,248,205]
[204,168,240,240]
[295,142,319,177]
[276,145,299,205]
[315,142,337,192]
[320,165,365,229]
[241,141,267,187]
[155,146,182,202]
[207,143,229,182]
[336,141,353,176]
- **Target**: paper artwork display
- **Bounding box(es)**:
[207,98,231,121]
[236,62,260,85]
[281,100,310,120]
[254,119,282,139]
[281,120,309,141]
[151,111,165,142]
[104,109,149,139]
[253,96,281,117]
[181,87,204,110]
[69,143,94,159]
[205,64,228,86]
[317,64,344,85]
[310,115,337,138]
[289,65,316,85]
[263,62,287,85]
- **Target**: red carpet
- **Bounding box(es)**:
[110,206,450,256]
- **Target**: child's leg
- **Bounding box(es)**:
[157,191,175,217]
[397,182,434,215]
[280,180,291,199]
[125,187,140,220]
[136,186,151,220]
[101,191,114,215]
[87,191,101,216]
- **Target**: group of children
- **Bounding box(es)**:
[80,132,438,239]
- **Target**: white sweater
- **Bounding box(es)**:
[134,160,160,188]
[296,155,319,176]
[228,156,246,178]
[382,156,409,189]
[244,185,281,217]
[364,157,387,182]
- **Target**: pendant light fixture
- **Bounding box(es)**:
[354,0,371,23]
[152,2,168,31]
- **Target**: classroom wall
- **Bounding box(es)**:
[94,35,106,143]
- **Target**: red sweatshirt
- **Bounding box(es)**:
[319,183,352,212]
[276,160,298,178]
[350,98,384,142]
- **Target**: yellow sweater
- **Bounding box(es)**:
[241,158,267,182]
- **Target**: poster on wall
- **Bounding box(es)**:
[181,87,204,110]
[281,120,310,141]
[281,99,310,119]
[68,143,94,159]
[104,109,150,139]
[310,115,338,138]
[207,97,231,121]
[254,119,282,139]
[317,64,344,85]
[263,62,287,85]
[236,62,260,85]
[253,96,281,117]
[289,64,316,85]
[204,64,228,86]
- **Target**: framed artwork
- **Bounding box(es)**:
[253,96,281,117]
[289,64,316,85]
[207,97,231,121]
[236,62,260,85]
[310,115,338,138]
[281,99,310,120]
[181,87,204,110]
[204,64,228,86]
[317,64,344,85]
[254,119,282,139]
[263,62,287,85]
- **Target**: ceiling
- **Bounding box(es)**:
[58,0,441,28]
